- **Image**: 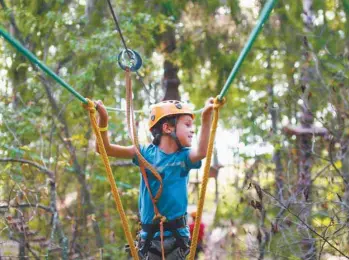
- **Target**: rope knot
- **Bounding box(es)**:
[153,213,167,223]
[82,98,96,114]
[213,96,226,109]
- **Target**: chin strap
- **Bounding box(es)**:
[169,131,183,150]
[168,117,183,150]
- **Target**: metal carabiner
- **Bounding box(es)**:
[117,49,142,72]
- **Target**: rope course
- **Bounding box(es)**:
[0,0,277,259]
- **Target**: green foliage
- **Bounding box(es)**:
[1,0,349,258]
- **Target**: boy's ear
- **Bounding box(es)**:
[162,122,173,134]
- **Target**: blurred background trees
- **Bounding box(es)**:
[1,0,349,259]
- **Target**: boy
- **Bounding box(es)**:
[95,98,214,259]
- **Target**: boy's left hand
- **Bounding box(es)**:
[201,97,214,120]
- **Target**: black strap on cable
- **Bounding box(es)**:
[106,0,156,101]
[106,0,129,52]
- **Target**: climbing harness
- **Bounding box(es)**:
[139,216,189,257]
[0,0,277,259]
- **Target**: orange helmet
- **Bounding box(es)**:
[148,100,194,130]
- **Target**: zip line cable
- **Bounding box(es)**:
[217,0,277,101]
[106,0,129,52]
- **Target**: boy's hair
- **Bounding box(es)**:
[150,115,177,145]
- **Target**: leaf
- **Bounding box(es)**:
[20,145,31,151]
[334,160,342,169]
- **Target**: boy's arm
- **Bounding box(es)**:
[189,98,214,163]
[95,100,136,159]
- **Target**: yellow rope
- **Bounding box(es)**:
[83,99,139,260]
[188,97,225,260]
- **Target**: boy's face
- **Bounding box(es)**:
[175,115,194,147]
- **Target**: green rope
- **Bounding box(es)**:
[217,0,277,101]
[0,27,88,104]
[1,27,117,111]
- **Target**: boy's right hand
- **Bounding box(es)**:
[95,100,108,126]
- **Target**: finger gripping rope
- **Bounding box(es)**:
[82,101,96,113]
[83,98,139,260]
[214,96,226,108]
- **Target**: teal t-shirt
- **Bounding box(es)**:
[133,144,202,238]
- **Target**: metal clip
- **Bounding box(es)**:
[118,49,142,72]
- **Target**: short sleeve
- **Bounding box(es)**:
[132,144,146,166]
[183,149,202,170]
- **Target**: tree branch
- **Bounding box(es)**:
[0,158,54,179]
[259,182,349,259]
[0,0,24,43]
[0,203,52,212]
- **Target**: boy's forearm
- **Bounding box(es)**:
[95,131,111,153]
[95,132,136,158]
[94,112,136,158]
[98,116,108,128]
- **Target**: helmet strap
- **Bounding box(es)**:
[169,132,183,150]
[169,116,183,150]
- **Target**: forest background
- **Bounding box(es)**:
[1,0,349,259]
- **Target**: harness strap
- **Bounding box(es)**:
[146,229,188,257]
[140,216,188,255]
[169,131,183,150]
[142,216,187,233]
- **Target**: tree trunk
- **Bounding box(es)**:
[266,50,284,201]
[340,140,349,246]
[19,231,26,260]
[40,79,104,254]
[85,0,106,29]
[256,49,282,260]
[340,0,349,246]
[296,133,316,259]
[297,1,316,258]
[161,27,181,101]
